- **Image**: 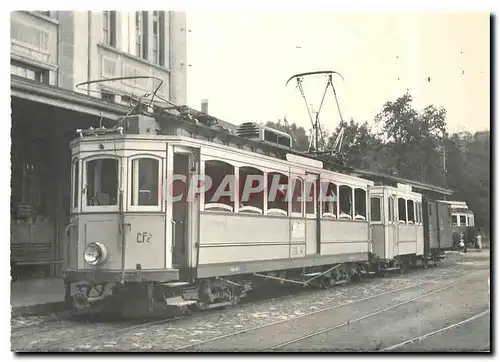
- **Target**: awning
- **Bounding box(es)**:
[11,76,129,120]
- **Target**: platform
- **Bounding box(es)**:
[11,277,66,317]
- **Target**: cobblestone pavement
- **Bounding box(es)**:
[11,251,490,352]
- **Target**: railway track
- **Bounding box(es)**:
[173,268,488,351]
[380,309,490,352]
[266,281,463,351]
[13,264,488,352]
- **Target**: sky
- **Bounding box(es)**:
[185,12,490,135]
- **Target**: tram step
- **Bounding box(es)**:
[201,300,235,310]
[333,279,348,285]
[166,298,198,307]
[162,281,192,287]
[381,267,400,271]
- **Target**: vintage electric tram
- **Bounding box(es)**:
[62,75,458,315]
[442,201,475,234]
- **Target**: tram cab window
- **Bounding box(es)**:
[407,200,415,224]
[338,185,352,220]
[398,198,407,223]
[267,172,288,216]
[86,158,118,206]
[238,167,264,214]
[291,178,303,216]
[205,160,235,212]
[354,189,366,221]
[415,202,421,224]
[468,216,474,227]
[452,215,458,226]
[131,158,160,206]
[72,159,79,209]
[388,196,395,222]
[459,215,467,226]
[322,182,337,219]
[370,197,382,222]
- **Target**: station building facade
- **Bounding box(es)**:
[10,11,187,278]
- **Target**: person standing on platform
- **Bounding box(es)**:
[476,232,482,252]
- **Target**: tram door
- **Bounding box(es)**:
[388,195,398,260]
[437,202,453,250]
[172,151,191,279]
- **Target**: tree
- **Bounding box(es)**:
[265,120,310,152]
[329,119,383,170]
[267,94,490,237]
[445,131,490,233]
[374,92,447,185]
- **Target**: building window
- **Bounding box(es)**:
[102,11,116,47]
[152,11,165,66]
[136,11,148,60]
[121,95,137,106]
[101,92,115,103]
[36,11,51,17]
[11,61,49,84]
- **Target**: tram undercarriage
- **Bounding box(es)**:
[67,262,362,317]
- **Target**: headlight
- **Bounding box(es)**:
[84,242,107,266]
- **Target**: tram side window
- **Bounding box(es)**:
[407,200,415,224]
[388,196,394,222]
[322,182,337,218]
[338,185,352,219]
[239,166,264,214]
[398,198,407,223]
[305,180,316,216]
[354,189,366,221]
[291,178,303,215]
[267,172,288,216]
[131,158,160,206]
[205,160,235,212]
[370,197,382,222]
[452,215,458,226]
[72,159,79,208]
[86,158,118,206]
[459,215,467,226]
